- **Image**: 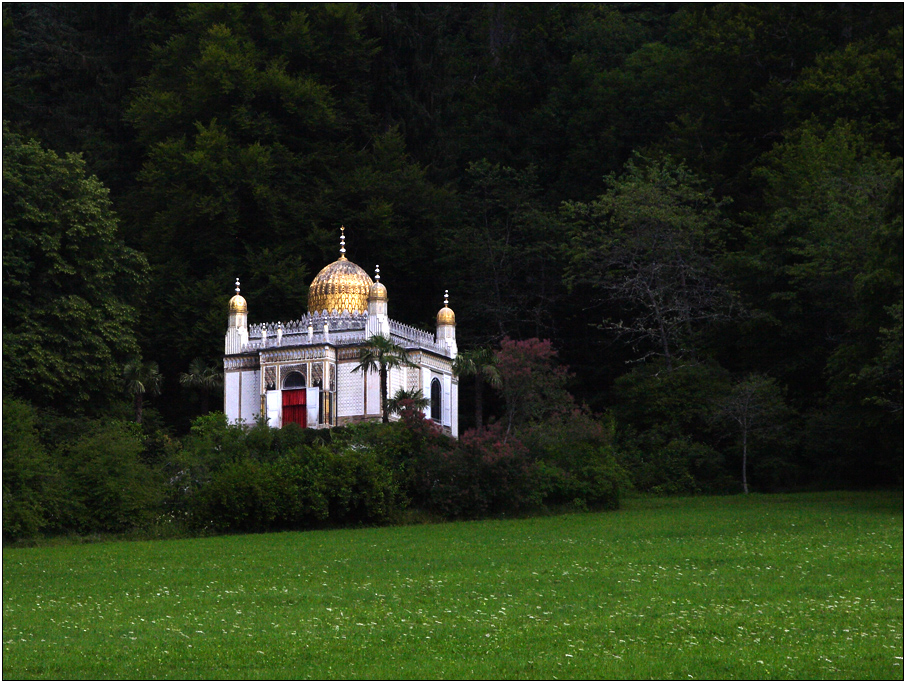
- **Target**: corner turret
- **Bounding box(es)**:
[366,265,391,337]
[436,290,457,358]
[225,278,249,354]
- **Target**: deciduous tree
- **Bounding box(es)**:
[2,123,148,412]
[495,337,573,436]
[564,156,737,370]
[443,161,563,344]
[714,374,790,494]
[733,123,902,476]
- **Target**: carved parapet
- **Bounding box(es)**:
[390,320,434,344]
[249,312,367,344]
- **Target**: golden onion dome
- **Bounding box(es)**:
[437,289,455,325]
[307,227,373,314]
[437,306,455,325]
[229,278,247,313]
[229,294,248,313]
[369,264,388,302]
[369,281,388,302]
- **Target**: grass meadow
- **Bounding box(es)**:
[3,491,902,680]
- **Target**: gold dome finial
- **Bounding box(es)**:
[229,277,248,313]
[437,289,455,325]
[370,264,388,302]
[339,225,347,261]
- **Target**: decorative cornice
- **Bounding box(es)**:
[419,353,452,373]
[260,346,334,364]
[224,356,259,370]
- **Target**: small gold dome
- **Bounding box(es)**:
[229,278,247,313]
[308,259,373,314]
[437,306,455,326]
[437,289,455,325]
[229,293,248,314]
[369,281,388,302]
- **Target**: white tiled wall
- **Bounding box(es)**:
[225,371,240,423]
[337,362,363,418]
[239,369,260,425]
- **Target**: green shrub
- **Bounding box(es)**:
[335,412,453,506]
[188,441,403,533]
[521,409,628,510]
[240,420,327,462]
[243,420,277,461]
[322,446,403,524]
[535,444,627,510]
[2,398,67,541]
[181,413,249,470]
[416,424,541,519]
[274,422,326,450]
[613,360,731,444]
[620,437,733,495]
[523,408,614,456]
[166,413,250,506]
[269,447,331,527]
[64,422,164,533]
[189,458,279,533]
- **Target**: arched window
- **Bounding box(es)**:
[283,371,306,389]
[430,378,441,422]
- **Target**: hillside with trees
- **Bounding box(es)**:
[3,3,901,541]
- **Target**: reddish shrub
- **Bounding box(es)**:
[416,424,543,518]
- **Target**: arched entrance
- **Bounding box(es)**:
[282,371,306,428]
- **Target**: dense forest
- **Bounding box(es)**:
[3,4,902,538]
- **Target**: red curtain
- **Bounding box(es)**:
[282,389,306,428]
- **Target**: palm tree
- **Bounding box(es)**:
[386,387,430,418]
[351,335,416,423]
[453,347,501,429]
[122,359,164,424]
[179,357,224,415]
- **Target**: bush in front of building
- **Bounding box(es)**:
[188,458,279,533]
[407,424,542,519]
[3,404,630,543]
[320,446,403,524]
[337,404,455,508]
[175,409,630,531]
[184,426,405,534]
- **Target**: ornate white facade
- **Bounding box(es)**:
[223,229,458,436]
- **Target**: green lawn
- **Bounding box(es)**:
[3,491,902,680]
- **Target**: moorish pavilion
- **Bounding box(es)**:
[223,227,459,436]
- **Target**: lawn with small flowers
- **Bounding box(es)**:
[3,490,902,680]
